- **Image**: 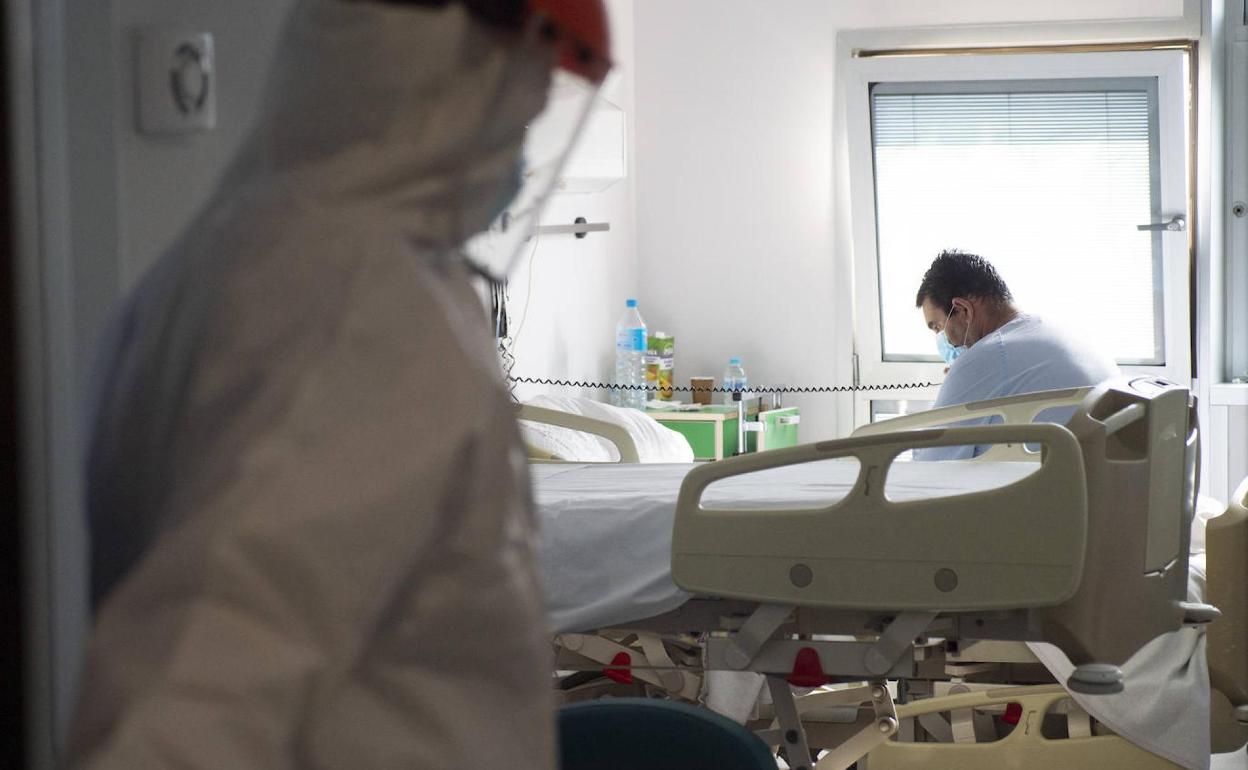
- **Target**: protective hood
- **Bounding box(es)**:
[72,6,561,768]
[225,0,554,255]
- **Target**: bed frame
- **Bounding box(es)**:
[552,377,1246,769]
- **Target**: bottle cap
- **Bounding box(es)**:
[729,356,741,365]
[625,298,637,308]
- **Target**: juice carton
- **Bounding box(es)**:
[645,332,675,400]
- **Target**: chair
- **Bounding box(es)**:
[558,698,776,770]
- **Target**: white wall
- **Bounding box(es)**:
[104,0,637,400]
[632,0,1191,441]
[509,0,639,401]
[113,0,298,285]
[633,0,841,437]
[1209,399,1248,504]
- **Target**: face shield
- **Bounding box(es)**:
[463,68,602,279]
[462,0,612,281]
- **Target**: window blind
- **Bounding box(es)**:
[871,82,1162,365]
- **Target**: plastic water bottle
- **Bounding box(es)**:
[613,299,648,410]
[722,357,747,405]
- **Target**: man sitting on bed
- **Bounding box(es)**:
[914,249,1118,461]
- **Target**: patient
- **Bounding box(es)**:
[914,249,1118,460]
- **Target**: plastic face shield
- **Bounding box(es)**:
[463,67,602,281]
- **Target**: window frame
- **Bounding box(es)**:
[846,50,1192,394]
[1227,5,1248,380]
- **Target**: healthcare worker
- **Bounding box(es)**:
[914,249,1118,461]
[69,0,609,767]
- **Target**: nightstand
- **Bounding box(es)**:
[646,404,801,461]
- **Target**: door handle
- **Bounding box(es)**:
[1136,215,1185,232]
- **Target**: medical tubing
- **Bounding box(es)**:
[507,376,939,393]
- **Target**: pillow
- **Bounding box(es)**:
[520,395,695,463]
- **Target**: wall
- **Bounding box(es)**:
[633,0,841,437]
[1209,398,1248,504]
[104,0,636,400]
[113,0,299,286]
[632,0,1190,441]
[508,0,639,401]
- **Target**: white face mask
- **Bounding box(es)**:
[936,304,970,364]
[936,329,965,365]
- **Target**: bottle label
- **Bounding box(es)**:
[617,328,646,351]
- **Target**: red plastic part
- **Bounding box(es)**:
[1002,702,1024,725]
[528,0,612,83]
[604,651,633,685]
[787,647,829,688]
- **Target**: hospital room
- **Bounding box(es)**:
[3,0,1248,767]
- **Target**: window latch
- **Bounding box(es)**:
[1136,215,1186,232]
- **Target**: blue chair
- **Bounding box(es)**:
[558,698,777,770]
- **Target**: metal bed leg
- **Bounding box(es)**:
[767,675,816,770]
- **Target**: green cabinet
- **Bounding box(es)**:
[647,405,801,461]
[750,406,802,453]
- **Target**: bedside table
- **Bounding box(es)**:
[646,405,801,461]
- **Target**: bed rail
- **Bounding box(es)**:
[1037,378,1199,665]
[674,377,1206,668]
[672,421,1087,612]
[852,387,1092,462]
[516,404,641,463]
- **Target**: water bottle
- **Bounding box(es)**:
[613,299,648,410]
[722,357,747,405]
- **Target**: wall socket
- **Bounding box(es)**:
[136,29,216,135]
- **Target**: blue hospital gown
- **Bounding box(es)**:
[915,314,1119,461]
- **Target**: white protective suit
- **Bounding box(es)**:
[70,2,557,768]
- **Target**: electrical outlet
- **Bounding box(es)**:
[136,29,216,135]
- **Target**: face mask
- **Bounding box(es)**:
[936,329,965,365]
[936,303,969,364]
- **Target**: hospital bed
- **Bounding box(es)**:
[535,377,1247,769]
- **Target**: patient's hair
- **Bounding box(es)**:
[915,249,1014,309]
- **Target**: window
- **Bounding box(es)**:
[847,51,1190,404]
[873,80,1162,364]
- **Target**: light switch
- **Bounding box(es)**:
[136,29,216,135]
